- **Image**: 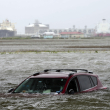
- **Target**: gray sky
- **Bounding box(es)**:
[0,0,110,34]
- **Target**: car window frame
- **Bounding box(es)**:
[65,76,80,93]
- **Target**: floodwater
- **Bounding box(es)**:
[0,39,110,110]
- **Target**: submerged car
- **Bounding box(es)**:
[8,69,107,94]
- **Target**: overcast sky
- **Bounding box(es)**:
[0,0,110,34]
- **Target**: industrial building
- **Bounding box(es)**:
[25,20,94,37]
[45,26,94,36]
[0,19,16,37]
[60,32,84,38]
[39,25,94,37]
[25,20,49,35]
[43,32,55,39]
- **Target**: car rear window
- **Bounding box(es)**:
[77,75,92,91]
[90,76,97,86]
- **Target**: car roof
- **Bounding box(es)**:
[30,69,97,78]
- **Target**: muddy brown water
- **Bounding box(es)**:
[0,39,110,110]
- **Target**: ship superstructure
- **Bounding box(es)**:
[0,19,17,37]
[95,19,110,34]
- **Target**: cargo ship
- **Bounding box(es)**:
[0,19,17,37]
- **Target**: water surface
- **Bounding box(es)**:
[0,51,110,110]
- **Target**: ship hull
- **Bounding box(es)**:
[0,30,16,37]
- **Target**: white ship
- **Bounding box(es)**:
[0,19,17,37]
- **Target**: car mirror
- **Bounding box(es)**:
[8,88,14,93]
[68,89,74,94]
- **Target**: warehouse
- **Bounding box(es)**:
[60,32,84,38]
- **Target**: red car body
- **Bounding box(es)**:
[9,69,107,94]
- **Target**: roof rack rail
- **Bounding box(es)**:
[44,69,88,73]
[88,72,93,74]
[33,72,40,76]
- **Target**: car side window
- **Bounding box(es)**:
[77,75,92,91]
[67,77,79,94]
[90,76,97,86]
